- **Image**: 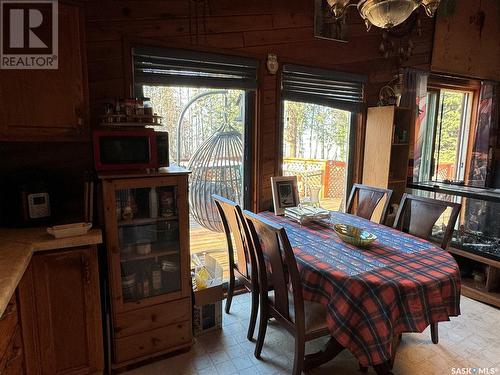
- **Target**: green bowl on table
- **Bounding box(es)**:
[333,224,377,247]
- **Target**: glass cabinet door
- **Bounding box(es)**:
[115,185,181,302]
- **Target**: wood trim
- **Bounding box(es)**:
[465,87,480,185]
[353,110,366,185]
[461,280,500,309]
[122,37,134,98]
[448,246,500,269]
[252,79,262,212]
[66,0,90,135]
[275,62,284,178]
[428,74,481,91]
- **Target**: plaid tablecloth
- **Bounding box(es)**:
[259,211,461,367]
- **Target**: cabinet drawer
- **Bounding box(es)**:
[114,320,191,364]
[0,296,18,356]
[114,298,190,338]
[0,326,23,374]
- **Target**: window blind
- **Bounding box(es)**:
[133,47,258,90]
[281,64,367,112]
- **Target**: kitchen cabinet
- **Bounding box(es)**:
[0,295,25,374]
[18,246,103,375]
[100,168,192,371]
[0,1,88,141]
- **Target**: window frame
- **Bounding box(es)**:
[278,64,366,206]
[424,76,479,183]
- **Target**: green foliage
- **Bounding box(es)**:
[283,100,350,161]
[434,91,464,164]
[143,86,244,164]
[143,86,351,164]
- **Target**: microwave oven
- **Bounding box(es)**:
[92,129,169,171]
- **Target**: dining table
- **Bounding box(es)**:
[258,210,461,374]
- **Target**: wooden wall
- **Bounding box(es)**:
[84,0,436,211]
[0,142,92,225]
[432,0,500,81]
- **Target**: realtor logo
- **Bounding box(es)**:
[0,0,58,69]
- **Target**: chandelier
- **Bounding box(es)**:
[327,0,441,29]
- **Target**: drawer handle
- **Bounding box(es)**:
[0,303,15,321]
[151,337,161,346]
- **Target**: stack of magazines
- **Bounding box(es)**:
[284,206,330,225]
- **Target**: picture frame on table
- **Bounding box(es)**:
[271,176,300,215]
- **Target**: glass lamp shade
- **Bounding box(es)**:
[358,0,420,29]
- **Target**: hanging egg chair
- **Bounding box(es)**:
[177,90,244,232]
[188,125,243,232]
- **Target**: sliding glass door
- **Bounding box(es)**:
[139,86,252,279]
[133,47,257,280]
[282,100,353,210]
[280,64,365,211]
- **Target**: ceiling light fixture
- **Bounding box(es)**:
[326,0,441,29]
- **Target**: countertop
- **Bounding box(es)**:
[0,227,102,318]
[409,181,500,203]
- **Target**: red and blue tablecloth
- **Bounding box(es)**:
[259,210,461,366]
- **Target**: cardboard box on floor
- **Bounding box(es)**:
[192,253,224,336]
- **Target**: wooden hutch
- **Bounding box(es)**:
[99,167,192,371]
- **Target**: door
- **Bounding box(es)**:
[140,86,253,280]
[18,247,103,375]
[281,99,355,211]
[0,2,88,140]
[102,175,190,313]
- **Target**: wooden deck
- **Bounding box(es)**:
[190,198,343,280]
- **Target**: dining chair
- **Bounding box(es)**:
[243,210,330,375]
[346,184,393,224]
[213,195,258,341]
[393,193,461,344]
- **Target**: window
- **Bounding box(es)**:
[133,47,257,279]
[418,88,474,183]
[280,64,366,210]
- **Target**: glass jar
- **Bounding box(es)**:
[143,98,153,117]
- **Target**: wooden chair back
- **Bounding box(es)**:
[213,195,251,279]
[243,210,305,331]
[393,193,461,250]
[346,183,393,223]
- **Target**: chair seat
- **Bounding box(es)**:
[269,291,329,335]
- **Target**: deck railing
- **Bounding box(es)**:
[283,157,456,199]
[283,157,346,199]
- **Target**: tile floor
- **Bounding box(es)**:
[125,293,500,375]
